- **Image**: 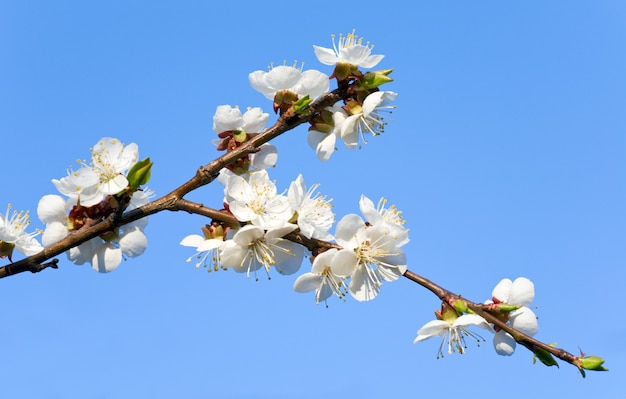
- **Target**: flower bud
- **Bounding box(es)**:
[579,355,608,371]
[360,69,394,89]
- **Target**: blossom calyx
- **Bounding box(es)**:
[333,62,362,83]
[273,89,300,115]
[308,107,336,134]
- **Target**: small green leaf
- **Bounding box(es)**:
[533,348,559,368]
[127,157,153,191]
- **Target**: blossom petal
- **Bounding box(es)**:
[508,277,535,306]
[119,227,148,258]
[312,45,339,65]
[413,320,448,343]
[37,194,69,224]
[272,241,304,275]
[349,264,380,302]
[293,273,322,293]
[509,307,539,336]
[493,330,516,356]
[92,243,122,273]
[492,278,513,302]
[42,221,69,247]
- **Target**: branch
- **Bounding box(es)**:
[0,87,347,279]
[402,269,588,372]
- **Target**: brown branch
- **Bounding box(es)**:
[0,88,347,280]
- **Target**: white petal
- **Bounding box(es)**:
[42,221,69,247]
[311,248,338,274]
[313,45,339,65]
[100,174,129,195]
[180,234,206,248]
[339,114,359,149]
[272,241,304,275]
[349,264,380,302]
[292,69,329,99]
[251,144,277,170]
[213,105,243,132]
[413,320,448,343]
[92,243,122,273]
[493,331,516,356]
[119,227,148,258]
[15,235,43,256]
[68,239,97,265]
[508,277,535,306]
[242,107,269,133]
[293,273,322,293]
[492,278,513,302]
[37,194,68,224]
[334,214,364,248]
[453,314,492,331]
[510,307,539,336]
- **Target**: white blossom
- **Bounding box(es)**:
[0,204,43,258]
[219,224,304,278]
[293,248,352,304]
[489,277,539,356]
[334,213,407,301]
[414,314,492,358]
[288,174,334,241]
[341,91,397,148]
[52,137,139,206]
[313,30,384,68]
[249,65,329,101]
[224,170,293,229]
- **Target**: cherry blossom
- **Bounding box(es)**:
[313,30,384,69]
[334,213,407,301]
[293,248,352,304]
[52,137,139,206]
[0,204,43,260]
[414,314,492,358]
[219,224,304,278]
[489,277,539,356]
[287,174,334,241]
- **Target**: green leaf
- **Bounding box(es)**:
[127,157,153,191]
[533,348,559,368]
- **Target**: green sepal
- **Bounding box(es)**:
[533,348,559,368]
[127,157,153,191]
[453,299,468,314]
[497,303,520,312]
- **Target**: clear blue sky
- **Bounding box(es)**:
[1,1,624,398]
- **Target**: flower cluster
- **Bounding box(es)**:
[181,171,334,278]
[37,137,153,273]
[183,31,405,301]
[294,195,409,303]
[413,277,538,358]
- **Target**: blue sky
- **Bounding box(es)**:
[1,1,624,398]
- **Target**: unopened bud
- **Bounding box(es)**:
[361,68,394,89]
[579,355,608,371]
